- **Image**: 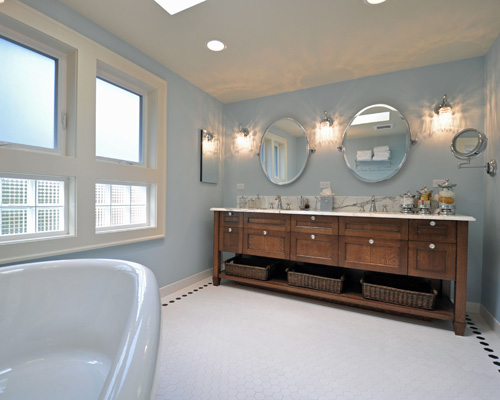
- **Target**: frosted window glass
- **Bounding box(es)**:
[0,37,56,149]
[96,78,142,162]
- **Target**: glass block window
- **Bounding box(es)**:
[95,78,142,163]
[96,183,148,230]
[0,36,57,149]
[0,177,65,237]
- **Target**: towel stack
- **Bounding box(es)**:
[373,145,391,161]
[356,150,373,161]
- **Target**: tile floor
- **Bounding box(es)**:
[156,279,500,400]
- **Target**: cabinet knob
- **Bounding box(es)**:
[311,216,316,221]
[429,243,436,249]
[228,212,232,216]
[430,221,436,227]
[228,228,232,233]
[263,230,267,236]
[311,234,316,240]
[369,239,374,245]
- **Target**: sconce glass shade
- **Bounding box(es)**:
[236,125,252,151]
[202,130,216,154]
[433,95,454,133]
[319,111,334,143]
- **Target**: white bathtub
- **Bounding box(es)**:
[0,259,161,400]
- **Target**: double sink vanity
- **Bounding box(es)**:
[211,207,474,335]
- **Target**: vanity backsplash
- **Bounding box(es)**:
[236,195,442,214]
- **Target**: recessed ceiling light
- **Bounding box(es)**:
[154,0,206,16]
[363,0,387,5]
[206,39,226,52]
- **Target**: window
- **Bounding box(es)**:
[95,183,148,230]
[0,177,65,239]
[95,78,142,163]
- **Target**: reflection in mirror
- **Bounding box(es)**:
[259,118,310,185]
[200,129,219,184]
[451,128,487,159]
[341,104,412,183]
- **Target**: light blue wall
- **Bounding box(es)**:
[224,58,486,303]
[483,33,500,321]
[17,0,224,288]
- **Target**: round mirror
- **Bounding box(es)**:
[341,104,412,183]
[451,128,487,159]
[259,118,311,185]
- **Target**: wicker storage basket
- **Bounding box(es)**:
[286,264,345,294]
[361,272,438,310]
[224,256,276,280]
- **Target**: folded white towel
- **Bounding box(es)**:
[356,150,373,161]
[373,151,391,161]
[374,146,389,152]
[374,150,391,157]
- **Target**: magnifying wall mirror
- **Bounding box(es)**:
[340,104,412,183]
[451,128,496,176]
[259,118,311,185]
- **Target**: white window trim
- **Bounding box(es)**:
[0,2,167,265]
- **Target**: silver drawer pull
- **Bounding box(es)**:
[228,212,232,216]
[228,228,232,233]
[311,216,316,221]
[263,230,267,236]
[369,239,374,245]
[429,243,436,249]
[430,221,436,227]
[311,234,315,240]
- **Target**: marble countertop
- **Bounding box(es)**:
[210,207,476,222]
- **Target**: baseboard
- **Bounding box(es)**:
[480,305,500,339]
[159,268,212,298]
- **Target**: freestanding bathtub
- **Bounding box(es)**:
[0,259,161,400]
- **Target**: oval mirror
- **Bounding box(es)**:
[341,104,412,183]
[259,118,311,185]
[451,128,487,159]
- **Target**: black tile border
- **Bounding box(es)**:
[162,282,212,307]
[466,314,500,373]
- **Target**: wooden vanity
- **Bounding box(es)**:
[211,208,474,335]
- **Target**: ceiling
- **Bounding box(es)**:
[56,0,500,104]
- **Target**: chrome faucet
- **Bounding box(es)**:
[275,195,282,210]
[370,195,377,212]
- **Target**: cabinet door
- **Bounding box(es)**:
[408,241,456,280]
[339,217,408,240]
[219,225,242,253]
[243,228,290,259]
[339,236,408,274]
[290,232,338,265]
[409,220,456,244]
[291,214,338,235]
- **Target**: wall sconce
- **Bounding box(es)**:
[202,130,216,154]
[318,111,336,144]
[434,94,454,133]
[236,124,252,151]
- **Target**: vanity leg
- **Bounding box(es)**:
[453,222,468,336]
[213,211,221,286]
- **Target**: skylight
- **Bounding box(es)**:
[351,111,390,126]
[154,0,206,15]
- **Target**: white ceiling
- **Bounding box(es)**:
[56,0,500,104]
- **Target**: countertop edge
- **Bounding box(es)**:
[209,207,476,222]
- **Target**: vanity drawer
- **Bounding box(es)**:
[291,214,338,235]
[243,228,290,259]
[244,213,290,231]
[290,232,338,266]
[219,226,242,253]
[220,211,243,227]
[339,217,408,240]
[408,241,456,280]
[409,220,456,244]
[339,236,408,274]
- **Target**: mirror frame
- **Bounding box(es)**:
[340,104,412,183]
[259,117,312,185]
[451,128,488,160]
